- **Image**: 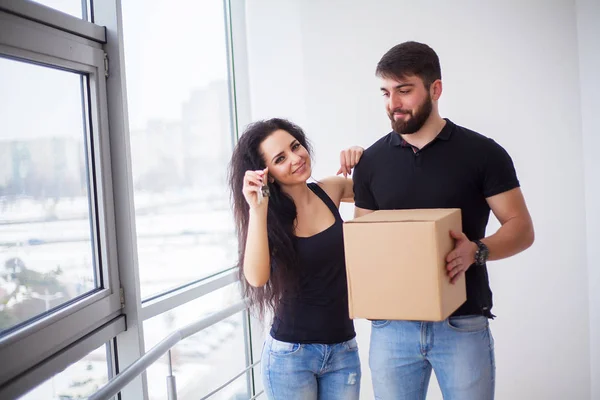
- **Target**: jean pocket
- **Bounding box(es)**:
[371,319,391,328]
[343,337,359,351]
[446,315,489,333]
[269,338,302,355]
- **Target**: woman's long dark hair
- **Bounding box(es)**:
[228,118,312,319]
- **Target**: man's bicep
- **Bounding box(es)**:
[354,206,375,218]
[486,187,531,225]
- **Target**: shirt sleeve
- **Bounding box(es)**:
[482,139,520,198]
[352,161,378,210]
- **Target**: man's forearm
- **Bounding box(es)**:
[480,216,534,261]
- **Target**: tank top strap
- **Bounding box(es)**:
[307,182,342,222]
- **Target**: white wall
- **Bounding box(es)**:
[245,1,592,398]
[577,1,600,399]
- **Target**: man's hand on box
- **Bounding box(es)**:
[446,230,478,284]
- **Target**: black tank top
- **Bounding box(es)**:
[270,183,356,344]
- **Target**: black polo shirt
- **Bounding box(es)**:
[353,118,520,318]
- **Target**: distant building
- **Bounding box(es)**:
[0,80,234,197]
[181,80,232,188]
[129,80,233,192]
[0,137,86,198]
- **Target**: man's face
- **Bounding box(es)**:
[380,75,433,135]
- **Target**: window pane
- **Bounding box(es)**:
[144,284,249,399]
[30,0,89,20]
[0,57,97,335]
[122,0,236,299]
[19,343,109,400]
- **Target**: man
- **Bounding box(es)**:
[351,41,535,399]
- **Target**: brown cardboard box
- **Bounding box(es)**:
[343,208,466,321]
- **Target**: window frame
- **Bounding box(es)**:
[0,6,123,392]
[95,0,256,396]
[0,0,259,397]
[0,0,105,41]
[0,316,124,400]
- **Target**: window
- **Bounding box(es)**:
[0,7,122,395]
[0,56,97,335]
[0,0,255,398]
[31,0,90,20]
[121,0,237,299]
[143,284,249,400]
[19,343,109,400]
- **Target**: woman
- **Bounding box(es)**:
[228,118,364,400]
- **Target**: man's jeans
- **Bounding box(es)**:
[369,315,495,400]
[261,334,361,400]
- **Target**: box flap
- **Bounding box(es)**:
[347,209,460,224]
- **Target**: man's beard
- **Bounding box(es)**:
[388,94,433,135]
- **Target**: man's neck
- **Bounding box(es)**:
[401,115,446,150]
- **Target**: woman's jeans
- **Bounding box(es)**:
[261,334,361,400]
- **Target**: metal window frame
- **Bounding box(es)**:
[0,8,123,389]
[0,0,257,397]
[0,0,258,398]
[0,316,125,400]
[227,1,260,398]
[0,0,106,42]
[91,0,149,397]
[95,0,253,394]
[98,0,254,394]
[227,0,252,138]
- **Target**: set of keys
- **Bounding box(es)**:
[257,178,270,205]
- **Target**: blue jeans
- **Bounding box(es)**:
[261,334,361,400]
[369,316,495,400]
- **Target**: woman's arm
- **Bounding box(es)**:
[243,207,271,287]
[319,176,354,205]
[241,169,271,287]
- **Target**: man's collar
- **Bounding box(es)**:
[390,118,454,147]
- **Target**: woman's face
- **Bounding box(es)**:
[259,129,311,186]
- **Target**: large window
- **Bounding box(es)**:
[0,0,255,398]
[121,0,237,299]
[0,57,97,335]
[19,343,109,400]
[144,284,248,399]
[0,6,122,398]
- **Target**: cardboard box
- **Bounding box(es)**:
[343,208,466,321]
